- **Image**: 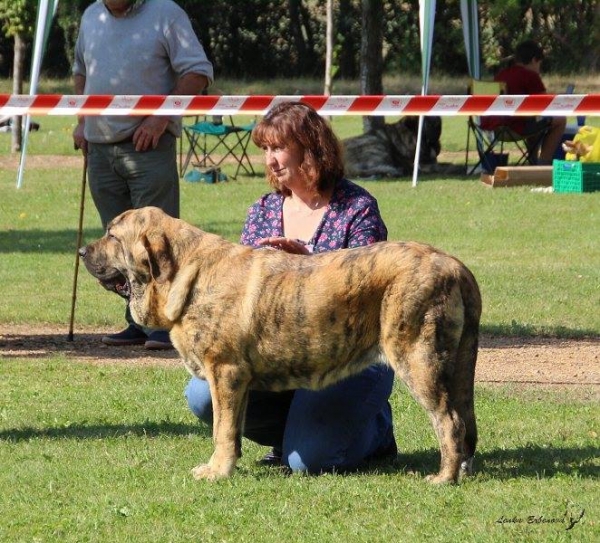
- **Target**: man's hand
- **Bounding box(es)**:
[72,120,87,153]
[132,116,170,151]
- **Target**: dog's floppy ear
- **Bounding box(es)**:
[142,232,175,284]
[164,263,199,322]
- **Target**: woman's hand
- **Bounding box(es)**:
[257,237,311,254]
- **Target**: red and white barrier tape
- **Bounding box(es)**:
[1,94,599,116]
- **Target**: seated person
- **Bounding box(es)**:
[481,39,566,165]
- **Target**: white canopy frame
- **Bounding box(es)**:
[17,0,59,188]
[412,0,480,186]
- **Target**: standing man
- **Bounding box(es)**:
[72,0,213,349]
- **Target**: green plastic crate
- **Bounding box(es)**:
[552,160,600,193]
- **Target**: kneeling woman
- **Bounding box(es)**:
[185,102,396,473]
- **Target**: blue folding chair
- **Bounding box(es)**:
[179,115,256,180]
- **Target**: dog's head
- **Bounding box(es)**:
[79,207,191,328]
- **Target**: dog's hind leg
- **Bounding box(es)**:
[416,377,467,483]
[399,346,468,484]
[191,362,250,481]
[448,276,481,478]
[417,285,478,483]
[383,314,471,483]
[453,326,479,478]
[456,394,477,478]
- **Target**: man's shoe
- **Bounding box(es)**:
[145,331,173,350]
[257,448,283,467]
[101,325,147,346]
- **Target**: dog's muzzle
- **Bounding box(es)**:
[78,247,131,299]
[104,274,131,299]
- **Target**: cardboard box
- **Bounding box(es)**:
[481,166,553,188]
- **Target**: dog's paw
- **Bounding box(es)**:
[425,472,458,485]
[460,456,475,477]
[191,463,228,481]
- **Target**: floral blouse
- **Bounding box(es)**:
[240,178,388,252]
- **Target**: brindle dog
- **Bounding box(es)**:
[343,116,442,178]
[80,206,482,483]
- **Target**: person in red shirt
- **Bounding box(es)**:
[481,40,566,165]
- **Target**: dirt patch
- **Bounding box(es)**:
[0,154,83,170]
[474,335,599,388]
[2,325,598,393]
[1,324,180,368]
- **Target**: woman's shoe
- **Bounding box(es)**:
[256,448,283,466]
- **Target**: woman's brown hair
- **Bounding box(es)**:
[251,102,345,195]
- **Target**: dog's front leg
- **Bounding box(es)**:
[191,364,250,481]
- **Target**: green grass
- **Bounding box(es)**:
[0,359,597,542]
[1,164,599,336]
[4,73,600,95]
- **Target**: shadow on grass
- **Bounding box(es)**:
[415,166,473,181]
[0,420,211,441]
[0,221,243,254]
[0,228,105,254]
[0,331,181,363]
[1,423,597,480]
[481,323,600,340]
[377,446,599,480]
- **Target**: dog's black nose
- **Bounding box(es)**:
[78,247,87,258]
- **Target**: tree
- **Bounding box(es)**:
[324,0,333,95]
[56,0,92,71]
[360,0,384,133]
[2,1,600,84]
[0,0,36,152]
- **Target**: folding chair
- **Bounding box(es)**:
[179,116,256,180]
[464,79,550,174]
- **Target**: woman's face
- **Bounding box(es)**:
[263,141,305,188]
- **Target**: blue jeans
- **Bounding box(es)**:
[185,365,395,473]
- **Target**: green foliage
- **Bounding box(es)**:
[2,0,599,79]
[54,0,93,68]
[481,0,600,73]
[0,0,36,38]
